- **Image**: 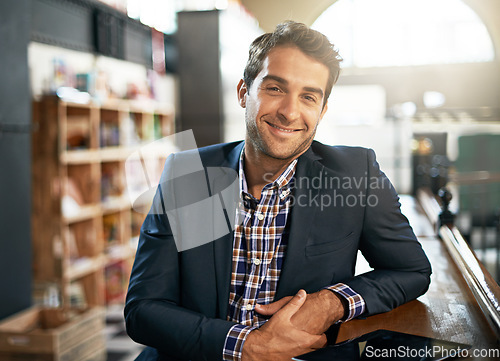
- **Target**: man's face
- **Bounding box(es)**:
[238,46,329,161]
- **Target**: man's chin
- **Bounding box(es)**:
[261,147,305,161]
[248,135,312,161]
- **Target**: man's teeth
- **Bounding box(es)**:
[270,124,295,132]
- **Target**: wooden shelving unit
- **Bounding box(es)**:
[32,95,174,307]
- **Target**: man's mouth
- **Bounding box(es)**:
[267,122,300,133]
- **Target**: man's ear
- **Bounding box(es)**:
[237,79,248,108]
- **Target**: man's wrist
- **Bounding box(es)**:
[240,328,263,361]
[223,324,256,361]
[318,289,347,323]
[324,283,366,322]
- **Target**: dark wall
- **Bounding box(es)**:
[177,10,223,147]
[0,0,33,320]
[0,0,157,321]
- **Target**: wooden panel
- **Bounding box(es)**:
[0,306,105,356]
[32,98,64,282]
[417,188,500,336]
[337,197,499,360]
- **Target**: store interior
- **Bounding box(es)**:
[0,0,499,360]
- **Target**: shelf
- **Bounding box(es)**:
[102,196,131,214]
[62,195,132,222]
[61,147,143,164]
[105,244,136,264]
[100,147,135,161]
[66,255,107,281]
[61,141,175,167]
[32,95,174,307]
[63,204,102,224]
[61,150,101,164]
[59,99,98,110]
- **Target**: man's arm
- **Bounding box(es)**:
[346,148,432,315]
[124,209,237,360]
[125,154,237,360]
[250,148,431,338]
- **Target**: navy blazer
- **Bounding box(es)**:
[125,140,432,361]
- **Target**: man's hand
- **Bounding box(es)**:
[255,289,346,335]
[241,290,327,361]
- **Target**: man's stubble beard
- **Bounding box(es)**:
[244,110,319,162]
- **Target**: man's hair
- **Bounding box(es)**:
[243,21,342,105]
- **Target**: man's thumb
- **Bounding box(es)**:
[275,289,307,319]
[255,295,293,316]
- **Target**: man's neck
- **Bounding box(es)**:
[243,146,299,199]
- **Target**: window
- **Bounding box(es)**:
[312,0,495,67]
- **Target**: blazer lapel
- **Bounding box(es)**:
[276,148,324,299]
[211,142,243,318]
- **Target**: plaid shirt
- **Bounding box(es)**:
[222,150,365,360]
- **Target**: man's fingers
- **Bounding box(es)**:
[255,296,293,315]
[273,289,307,320]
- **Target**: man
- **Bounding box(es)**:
[125,21,431,361]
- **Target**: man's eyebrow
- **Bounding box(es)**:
[262,75,324,98]
[262,74,288,85]
[303,86,324,98]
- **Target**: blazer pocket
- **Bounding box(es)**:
[305,232,354,257]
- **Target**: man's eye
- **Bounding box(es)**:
[267,86,281,92]
[304,95,316,102]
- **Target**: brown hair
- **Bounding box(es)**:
[243,21,342,105]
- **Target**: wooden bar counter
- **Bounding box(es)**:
[336,195,499,360]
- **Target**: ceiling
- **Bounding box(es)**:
[239,0,338,32]
[239,0,500,58]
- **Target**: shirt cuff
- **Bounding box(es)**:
[222,324,257,361]
[325,283,365,322]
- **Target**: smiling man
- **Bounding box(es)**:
[125,21,432,361]
[239,46,329,198]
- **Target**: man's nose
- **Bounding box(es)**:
[277,94,300,122]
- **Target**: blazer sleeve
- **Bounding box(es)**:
[345,148,432,316]
[124,154,236,361]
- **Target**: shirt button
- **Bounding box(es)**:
[253,258,261,266]
[246,304,253,311]
[257,213,264,221]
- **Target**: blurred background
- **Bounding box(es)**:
[0,0,499,358]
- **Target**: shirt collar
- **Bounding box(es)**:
[238,147,297,201]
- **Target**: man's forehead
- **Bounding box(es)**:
[256,46,329,92]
